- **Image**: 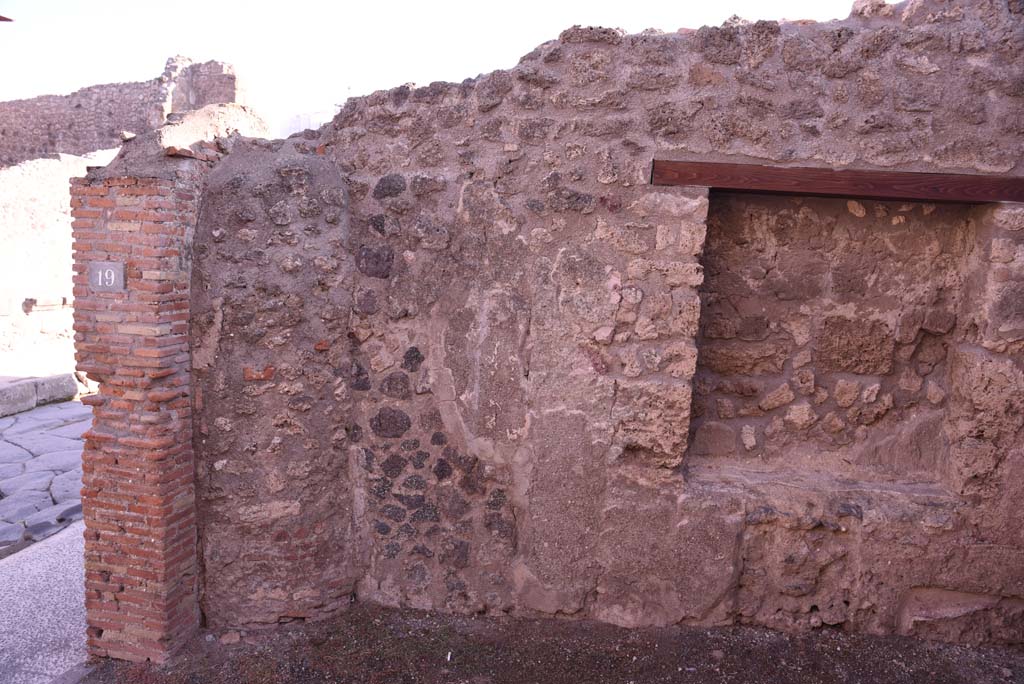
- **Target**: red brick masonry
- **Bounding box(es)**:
[71,172,202,662]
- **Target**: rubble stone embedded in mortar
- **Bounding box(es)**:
[688,194,972,482]
[191,142,362,626]
[182,0,1024,646]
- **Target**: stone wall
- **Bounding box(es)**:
[190,142,708,626]
[73,0,1024,662]
[690,194,970,483]
[190,0,1022,641]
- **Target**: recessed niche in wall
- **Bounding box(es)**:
[688,193,974,488]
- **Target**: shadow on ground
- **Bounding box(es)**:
[83,603,1022,684]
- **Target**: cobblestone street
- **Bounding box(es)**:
[0,400,87,558]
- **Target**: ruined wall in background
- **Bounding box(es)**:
[0,57,244,168]
[185,0,1024,646]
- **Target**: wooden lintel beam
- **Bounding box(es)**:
[651,160,1024,204]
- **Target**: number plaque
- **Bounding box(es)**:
[87,262,126,292]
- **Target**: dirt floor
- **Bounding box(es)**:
[82,603,1024,684]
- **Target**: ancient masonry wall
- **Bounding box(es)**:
[72,0,1024,663]
[690,195,973,478]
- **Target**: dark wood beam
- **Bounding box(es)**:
[651,160,1024,204]
[0,15,12,21]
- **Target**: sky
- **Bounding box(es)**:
[0,0,862,136]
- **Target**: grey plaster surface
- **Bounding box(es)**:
[0,520,87,684]
[0,401,87,559]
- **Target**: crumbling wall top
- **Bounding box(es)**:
[0,56,246,168]
[320,0,1023,177]
[90,103,269,180]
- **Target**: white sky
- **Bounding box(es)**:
[0,0,860,135]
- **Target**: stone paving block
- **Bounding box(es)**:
[2,407,74,435]
[0,539,31,560]
[0,490,52,522]
[63,502,83,521]
[12,403,69,423]
[3,432,83,456]
[0,441,32,464]
[0,400,87,561]
[46,419,92,440]
[2,417,67,437]
[0,470,56,496]
[0,521,25,545]
[24,502,82,527]
[24,449,81,474]
[54,402,92,420]
[0,381,36,418]
[0,462,24,479]
[51,469,83,504]
[25,519,70,542]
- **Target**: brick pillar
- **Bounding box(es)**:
[71,169,202,662]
